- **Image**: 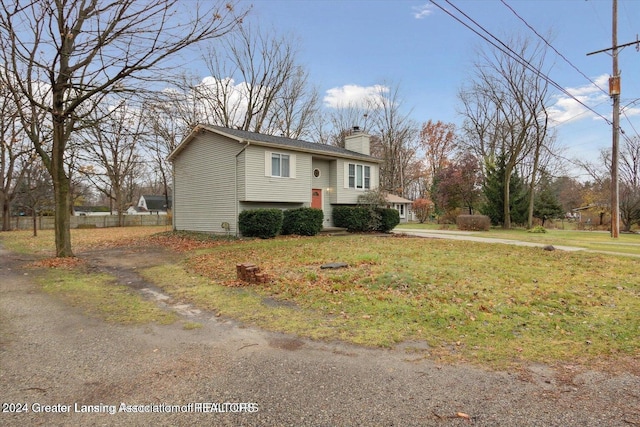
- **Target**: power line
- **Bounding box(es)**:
[622,110,640,141]
[500,0,609,97]
[431,0,613,126]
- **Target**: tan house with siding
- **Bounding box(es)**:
[167,125,381,235]
[385,194,414,223]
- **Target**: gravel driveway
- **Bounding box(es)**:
[1,244,638,426]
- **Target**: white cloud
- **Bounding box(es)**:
[323,84,389,109]
[197,76,252,127]
[412,4,434,19]
[548,75,610,125]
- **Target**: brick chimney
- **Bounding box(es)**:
[344,126,370,156]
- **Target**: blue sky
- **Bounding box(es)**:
[238,0,640,178]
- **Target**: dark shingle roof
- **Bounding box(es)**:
[142,195,171,210]
[208,125,379,162]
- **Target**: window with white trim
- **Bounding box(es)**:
[271,153,290,177]
[348,164,355,188]
[347,163,371,190]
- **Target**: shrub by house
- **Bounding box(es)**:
[282,208,323,236]
[238,209,283,239]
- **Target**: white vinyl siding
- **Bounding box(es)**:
[173,132,239,233]
[245,147,307,202]
[337,159,378,204]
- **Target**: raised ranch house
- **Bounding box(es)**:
[168,125,382,235]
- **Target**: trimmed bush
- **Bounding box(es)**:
[282,208,324,236]
[238,209,283,239]
[456,214,490,231]
[333,206,371,232]
[377,208,400,232]
[333,206,400,233]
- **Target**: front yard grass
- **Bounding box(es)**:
[396,223,640,256]
[1,227,638,369]
[1,227,177,326]
[37,267,177,325]
[150,233,639,369]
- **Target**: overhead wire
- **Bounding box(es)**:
[501,0,640,143]
[430,0,613,126]
[499,0,609,97]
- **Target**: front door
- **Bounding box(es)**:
[311,189,322,209]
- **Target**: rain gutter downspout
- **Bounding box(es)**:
[234,140,250,236]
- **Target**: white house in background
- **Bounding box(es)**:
[167,125,382,235]
[126,195,171,215]
[385,194,413,223]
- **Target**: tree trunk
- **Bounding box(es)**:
[114,187,124,227]
[503,167,512,229]
[527,149,541,229]
[53,177,73,257]
[32,210,37,237]
[2,196,11,231]
[52,118,74,257]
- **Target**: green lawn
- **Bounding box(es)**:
[149,232,640,369]
[2,227,638,369]
[395,223,640,256]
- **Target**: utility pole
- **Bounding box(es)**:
[611,0,620,238]
[587,0,626,238]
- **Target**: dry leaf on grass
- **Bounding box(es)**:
[31,257,86,269]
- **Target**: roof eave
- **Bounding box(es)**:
[168,124,382,163]
[250,140,383,163]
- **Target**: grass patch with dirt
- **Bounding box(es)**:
[0,226,166,255]
[36,267,177,325]
[160,234,639,368]
[1,227,177,326]
[2,227,638,369]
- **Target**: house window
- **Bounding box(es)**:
[364,166,370,189]
[348,164,355,188]
[347,163,371,190]
[271,153,290,177]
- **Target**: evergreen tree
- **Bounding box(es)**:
[481,155,528,226]
[533,175,564,226]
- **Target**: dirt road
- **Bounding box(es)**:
[1,244,638,426]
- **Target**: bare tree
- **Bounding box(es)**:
[263,65,321,140]
[324,103,374,147]
[199,22,318,136]
[616,137,640,231]
[78,100,144,226]
[0,0,247,256]
[14,156,53,236]
[369,84,419,197]
[418,120,457,196]
[459,36,552,228]
[0,84,33,230]
[141,73,208,209]
[143,106,183,214]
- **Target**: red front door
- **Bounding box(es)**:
[311,189,322,209]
